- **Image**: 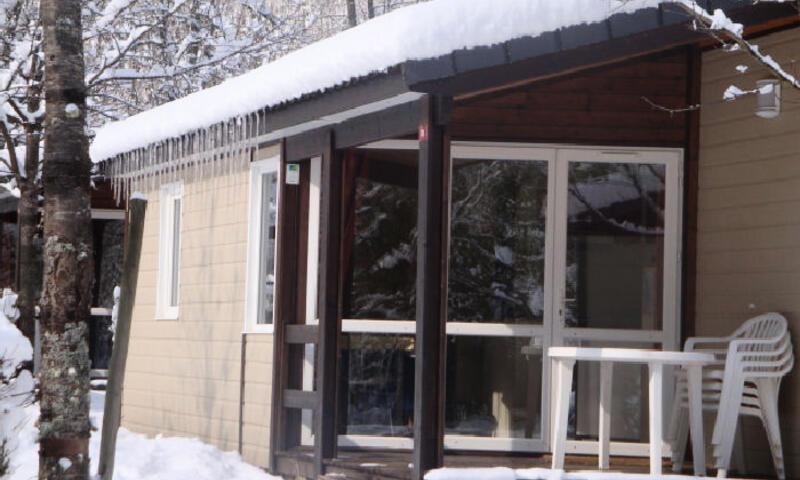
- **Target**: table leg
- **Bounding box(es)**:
[686,365,707,476]
[551,358,575,470]
[648,362,664,475]
[598,362,612,469]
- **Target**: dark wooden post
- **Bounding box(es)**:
[682,45,701,343]
[315,131,342,475]
[413,94,451,480]
[269,141,302,471]
[98,197,147,480]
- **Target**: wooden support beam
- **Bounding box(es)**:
[681,45,702,343]
[98,197,147,480]
[284,389,318,410]
[285,324,319,344]
[269,141,302,471]
[314,130,342,476]
[412,94,450,480]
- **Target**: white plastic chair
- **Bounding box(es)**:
[668,312,794,479]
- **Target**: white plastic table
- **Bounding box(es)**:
[548,347,716,476]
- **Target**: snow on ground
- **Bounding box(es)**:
[0,306,35,476]
[90,0,664,162]
[6,383,282,480]
[1,303,280,479]
[0,303,28,380]
[426,467,718,480]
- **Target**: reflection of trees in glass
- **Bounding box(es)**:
[347,178,417,320]
[448,160,548,323]
[568,163,665,234]
[564,163,666,328]
[340,334,414,436]
[93,219,124,308]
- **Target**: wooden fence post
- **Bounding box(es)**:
[98,196,147,480]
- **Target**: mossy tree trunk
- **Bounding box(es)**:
[38,0,94,479]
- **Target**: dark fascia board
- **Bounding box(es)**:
[402,2,797,96]
[256,69,410,137]
[280,99,422,161]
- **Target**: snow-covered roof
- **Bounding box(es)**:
[90,0,666,162]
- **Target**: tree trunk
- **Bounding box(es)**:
[13,24,44,349]
[38,0,94,479]
[346,0,357,27]
[15,170,42,344]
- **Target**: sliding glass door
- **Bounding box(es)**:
[552,147,682,455]
[444,145,555,451]
[325,141,681,455]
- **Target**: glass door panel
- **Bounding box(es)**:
[448,157,549,325]
[342,148,418,321]
[445,145,555,452]
[339,333,415,438]
[339,144,419,448]
[553,147,682,456]
[445,335,543,440]
[563,162,666,331]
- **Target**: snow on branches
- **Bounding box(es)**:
[671,0,799,98]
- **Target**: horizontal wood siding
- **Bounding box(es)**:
[452,50,690,147]
[122,146,279,469]
[696,26,800,478]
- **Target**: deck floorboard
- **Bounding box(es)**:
[276,447,680,480]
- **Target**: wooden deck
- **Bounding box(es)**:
[274,448,676,480]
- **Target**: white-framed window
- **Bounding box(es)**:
[244,155,280,333]
[156,182,182,320]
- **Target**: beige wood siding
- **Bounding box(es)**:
[697,27,800,478]
[122,146,279,469]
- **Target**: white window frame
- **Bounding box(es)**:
[244,154,281,334]
[156,182,183,320]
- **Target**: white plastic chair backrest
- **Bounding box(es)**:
[711,313,794,460]
[726,313,793,376]
[729,312,785,342]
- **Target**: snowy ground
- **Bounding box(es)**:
[6,387,282,480]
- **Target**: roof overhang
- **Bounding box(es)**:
[403,0,799,98]
[256,0,798,145]
[97,0,798,169]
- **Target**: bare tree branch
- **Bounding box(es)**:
[0,121,22,184]
[672,0,800,89]
[641,95,701,116]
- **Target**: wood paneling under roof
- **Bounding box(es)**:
[451,49,691,148]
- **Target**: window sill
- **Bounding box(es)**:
[155,309,179,321]
[243,324,274,335]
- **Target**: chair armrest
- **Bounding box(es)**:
[684,336,731,351]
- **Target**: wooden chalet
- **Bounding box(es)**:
[91,1,800,479]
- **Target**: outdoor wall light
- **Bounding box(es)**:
[755,78,781,119]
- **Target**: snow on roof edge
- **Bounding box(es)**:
[90,0,664,163]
